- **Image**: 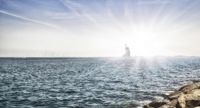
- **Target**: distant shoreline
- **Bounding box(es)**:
[0,56,200,59]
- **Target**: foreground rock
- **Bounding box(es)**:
[144,81,200,108]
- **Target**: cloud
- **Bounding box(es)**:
[0,10,60,29]
[59,0,98,24]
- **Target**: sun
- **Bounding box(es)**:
[93,24,171,57]
[122,28,167,56]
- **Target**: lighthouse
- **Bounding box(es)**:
[123,44,131,57]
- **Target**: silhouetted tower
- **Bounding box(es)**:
[123,44,131,57]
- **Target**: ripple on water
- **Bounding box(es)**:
[0,57,200,107]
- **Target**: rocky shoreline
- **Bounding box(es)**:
[143,81,200,108]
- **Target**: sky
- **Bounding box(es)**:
[0,0,200,57]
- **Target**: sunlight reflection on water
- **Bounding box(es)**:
[0,57,200,107]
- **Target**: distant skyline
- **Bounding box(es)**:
[1,0,200,57]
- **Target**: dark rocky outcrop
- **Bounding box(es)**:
[143,81,200,108]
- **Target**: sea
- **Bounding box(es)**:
[0,57,200,108]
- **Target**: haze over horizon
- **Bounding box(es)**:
[1,0,200,57]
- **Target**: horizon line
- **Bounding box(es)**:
[0,55,200,59]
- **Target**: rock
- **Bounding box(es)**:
[177,93,186,108]
[168,99,178,107]
[168,82,200,100]
[143,101,168,108]
[168,91,182,100]
[177,89,200,108]
[143,81,200,108]
[187,100,200,108]
[178,82,200,93]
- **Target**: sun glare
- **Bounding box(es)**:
[120,27,167,56]
[96,25,170,57]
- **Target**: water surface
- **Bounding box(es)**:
[0,57,200,108]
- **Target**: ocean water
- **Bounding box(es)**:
[0,57,200,108]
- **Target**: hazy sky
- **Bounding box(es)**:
[1,0,200,57]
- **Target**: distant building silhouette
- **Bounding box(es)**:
[123,44,131,57]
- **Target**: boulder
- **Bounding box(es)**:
[143,81,200,108]
[143,101,168,108]
[178,82,200,93]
